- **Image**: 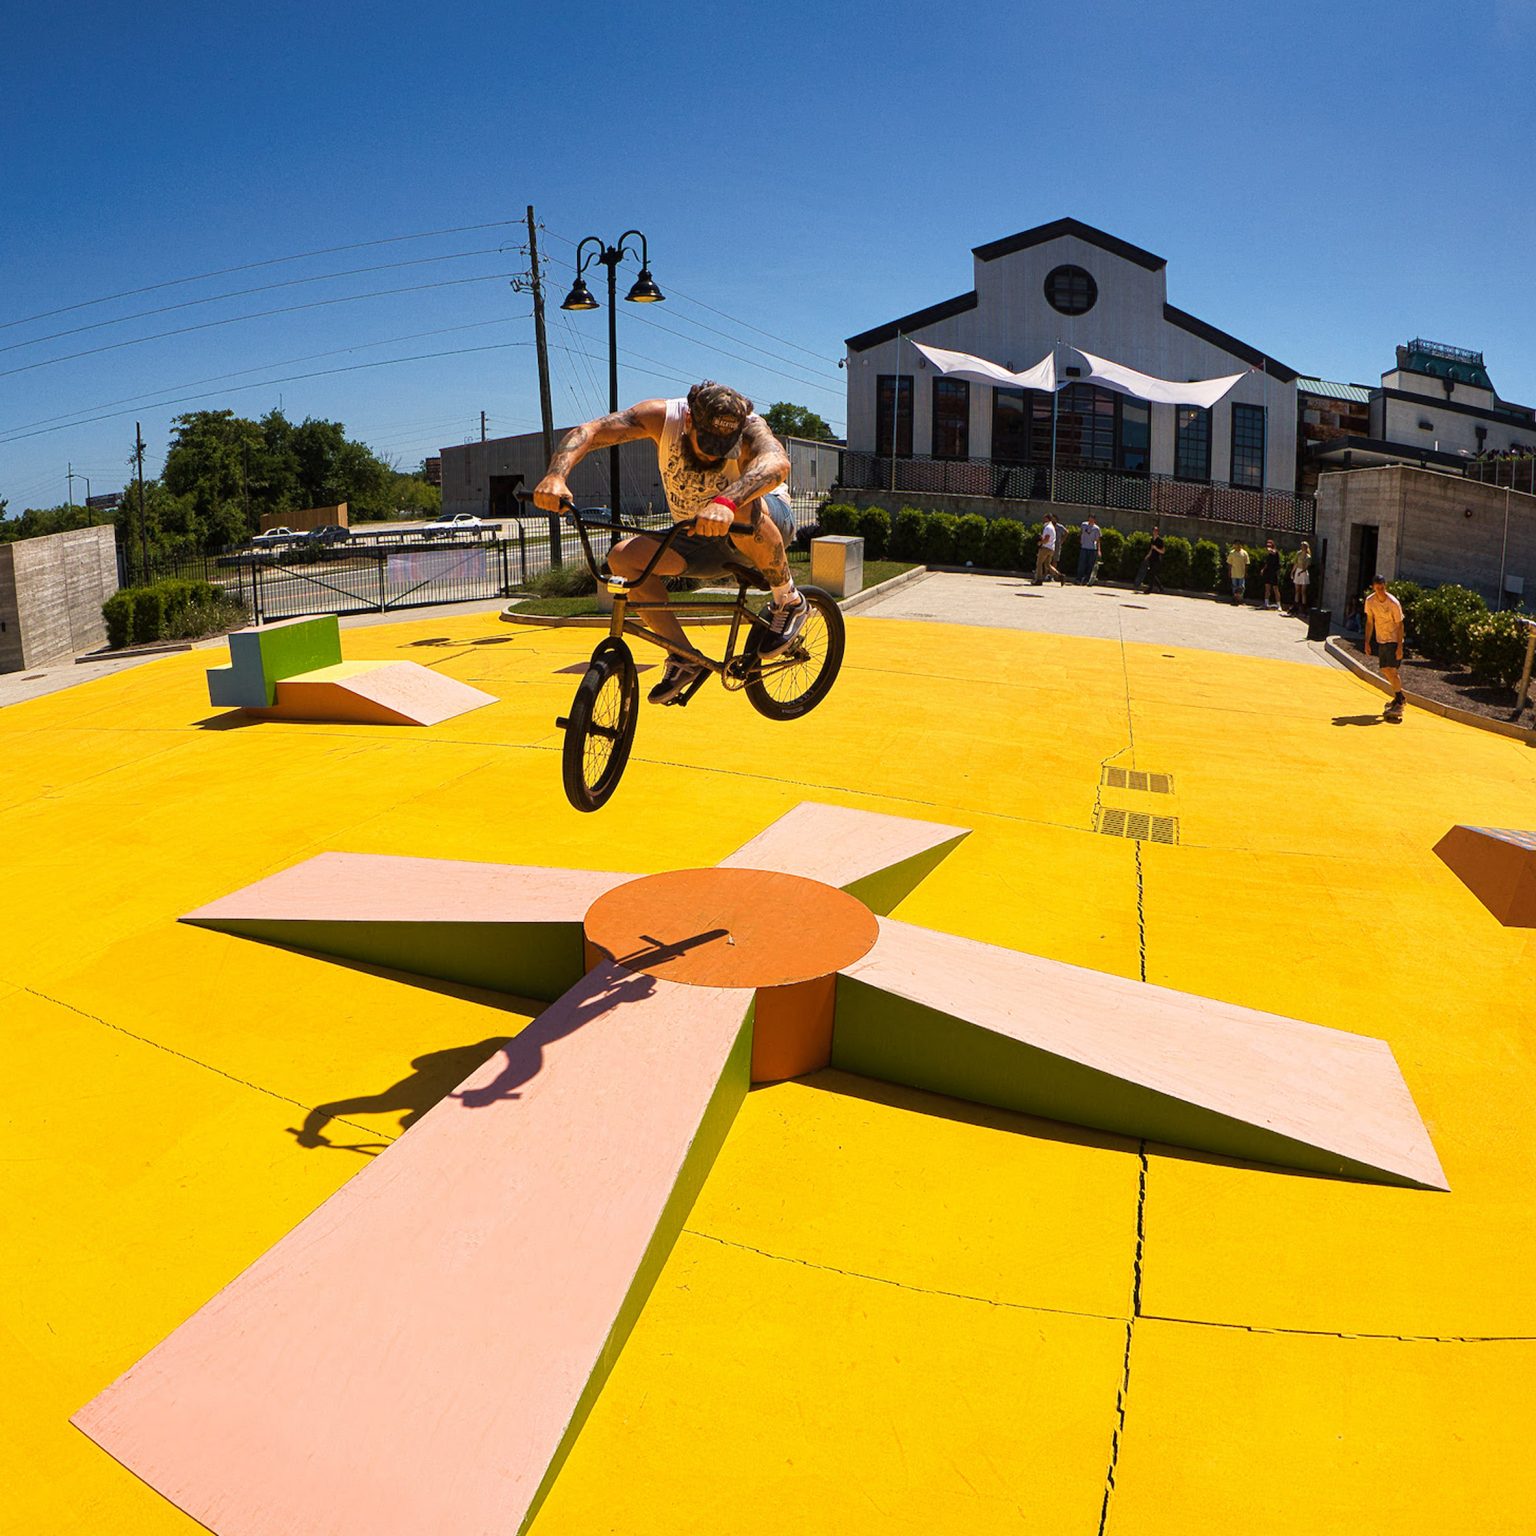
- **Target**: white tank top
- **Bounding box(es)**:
[657,398,744,519]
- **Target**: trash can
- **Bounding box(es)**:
[1306,609,1331,641]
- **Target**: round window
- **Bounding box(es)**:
[1044,264,1097,316]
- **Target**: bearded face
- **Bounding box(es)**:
[681,433,726,472]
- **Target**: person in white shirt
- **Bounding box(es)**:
[1033,515,1065,586]
[1363,575,1407,720]
[1077,516,1102,584]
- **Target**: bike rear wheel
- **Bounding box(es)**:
[743,585,845,721]
[560,639,639,812]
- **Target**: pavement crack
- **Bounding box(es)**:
[1096,1140,1148,1536]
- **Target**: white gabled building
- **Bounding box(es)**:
[842,217,1299,498]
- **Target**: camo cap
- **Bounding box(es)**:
[686,380,753,458]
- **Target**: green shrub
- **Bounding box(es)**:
[129,586,167,645]
[922,512,959,565]
[1413,584,1488,663]
[818,503,859,536]
[1466,610,1533,689]
[1160,535,1192,591]
[1059,526,1081,575]
[955,513,989,566]
[529,560,598,597]
[1020,523,1041,573]
[103,591,135,649]
[983,515,1026,571]
[1191,539,1222,594]
[890,506,928,562]
[1120,531,1151,583]
[855,505,891,560]
[1388,579,1429,638]
[1097,526,1125,577]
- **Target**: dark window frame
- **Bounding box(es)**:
[1230,402,1266,489]
[1175,405,1212,482]
[931,376,970,460]
[991,386,1028,463]
[875,374,914,458]
[1044,264,1098,316]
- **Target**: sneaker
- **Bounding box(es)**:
[647,657,706,705]
[758,592,810,658]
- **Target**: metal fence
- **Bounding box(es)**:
[837,452,1316,534]
[1463,456,1536,496]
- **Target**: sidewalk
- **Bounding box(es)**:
[856,571,1330,667]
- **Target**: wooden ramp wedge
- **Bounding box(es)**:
[250,661,496,726]
[717,802,969,914]
[182,853,637,1002]
[73,960,753,1536]
[836,919,1447,1191]
[1434,824,1536,927]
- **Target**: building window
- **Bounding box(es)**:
[932,377,970,459]
[1044,264,1097,316]
[1033,383,1116,466]
[875,374,913,458]
[1118,398,1150,473]
[1231,403,1266,489]
[1175,406,1211,481]
[992,387,1027,462]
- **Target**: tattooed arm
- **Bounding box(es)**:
[719,415,791,513]
[533,399,666,510]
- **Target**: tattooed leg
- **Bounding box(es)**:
[729,502,796,603]
[609,535,690,650]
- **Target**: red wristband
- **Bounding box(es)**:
[710,495,737,512]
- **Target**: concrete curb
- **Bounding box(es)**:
[1324,638,1536,745]
[76,641,194,664]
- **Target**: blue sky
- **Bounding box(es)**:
[2,0,1533,510]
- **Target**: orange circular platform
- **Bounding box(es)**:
[583,867,878,989]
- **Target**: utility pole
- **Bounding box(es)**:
[526,205,555,466]
[480,410,487,443]
[67,462,75,512]
[134,423,149,584]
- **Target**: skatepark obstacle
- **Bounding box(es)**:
[1433,825,1536,927]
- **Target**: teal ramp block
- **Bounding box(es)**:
[207,615,343,708]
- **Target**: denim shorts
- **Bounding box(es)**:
[667,488,795,578]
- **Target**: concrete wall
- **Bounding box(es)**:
[1314,465,1536,615]
[0,524,120,671]
[845,230,1297,493]
[830,486,1310,560]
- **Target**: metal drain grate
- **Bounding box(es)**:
[1096,807,1180,843]
[1102,767,1174,795]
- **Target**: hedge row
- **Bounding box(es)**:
[103,579,244,648]
[1387,579,1532,689]
[816,503,1296,598]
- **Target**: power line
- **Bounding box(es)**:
[0,271,520,381]
[0,218,527,334]
[1,316,530,437]
[624,307,844,398]
[1,247,510,356]
[0,339,537,445]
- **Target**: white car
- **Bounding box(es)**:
[420,513,488,537]
[250,526,300,546]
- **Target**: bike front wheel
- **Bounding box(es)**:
[743,586,845,721]
[560,638,639,812]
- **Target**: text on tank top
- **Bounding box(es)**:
[658,398,744,519]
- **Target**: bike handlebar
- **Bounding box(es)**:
[512,487,752,536]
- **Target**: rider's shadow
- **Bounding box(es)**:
[288,966,668,1153]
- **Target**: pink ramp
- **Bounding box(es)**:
[254,661,495,725]
[718,802,969,913]
[73,960,752,1536]
[836,919,1447,1190]
[182,853,636,1002]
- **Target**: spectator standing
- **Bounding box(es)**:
[1034,515,1066,585]
[1261,541,1283,609]
[1077,515,1102,584]
[1138,533,1166,594]
[1363,575,1407,721]
[1227,543,1249,604]
[1290,540,1312,614]
[1135,523,1161,589]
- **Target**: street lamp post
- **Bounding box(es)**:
[559,230,664,531]
[67,464,91,512]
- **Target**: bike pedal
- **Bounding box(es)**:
[555,716,570,729]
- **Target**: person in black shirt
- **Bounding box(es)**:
[1137,533,1166,595]
[1261,540,1283,610]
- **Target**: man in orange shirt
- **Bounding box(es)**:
[1363,575,1407,721]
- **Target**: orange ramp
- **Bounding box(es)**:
[1433,824,1536,926]
[836,917,1447,1190]
[72,961,752,1536]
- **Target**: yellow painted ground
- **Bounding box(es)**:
[1,608,1533,1533]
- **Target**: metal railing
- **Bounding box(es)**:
[836,453,1316,534]
[1463,456,1536,496]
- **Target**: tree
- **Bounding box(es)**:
[0,502,96,543]
[763,402,835,442]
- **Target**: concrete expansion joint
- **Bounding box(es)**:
[1137,1314,1536,1345]
[8,980,381,1140]
[1097,1141,1149,1536]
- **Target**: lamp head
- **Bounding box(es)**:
[560,277,599,312]
[625,267,664,303]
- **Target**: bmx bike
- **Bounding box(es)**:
[519,494,846,812]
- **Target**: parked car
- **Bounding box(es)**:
[304,524,351,546]
[250,526,300,546]
[420,512,489,538]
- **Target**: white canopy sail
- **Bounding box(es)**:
[910,341,1057,393]
[1072,347,1246,409]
